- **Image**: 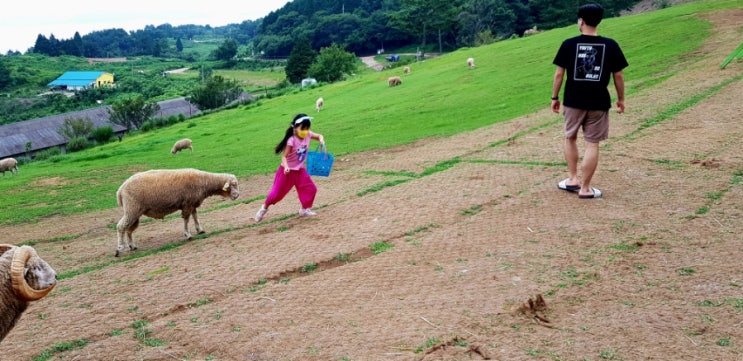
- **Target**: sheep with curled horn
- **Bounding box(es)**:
[114,168,240,257]
[0,244,57,343]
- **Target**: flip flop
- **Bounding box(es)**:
[578,187,602,199]
[557,179,580,192]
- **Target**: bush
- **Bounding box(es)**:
[92,126,114,144]
[140,121,154,132]
[66,136,89,152]
[15,156,32,166]
[58,117,94,140]
[140,115,183,132]
[34,147,61,161]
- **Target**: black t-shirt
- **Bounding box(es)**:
[553,34,628,110]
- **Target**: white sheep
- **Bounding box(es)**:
[315,97,324,112]
[523,26,542,36]
[0,158,18,176]
[403,66,410,75]
[467,58,475,69]
[115,169,240,257]
[0,244,57,343]
[171,138,193,154]
[388,76,402,87]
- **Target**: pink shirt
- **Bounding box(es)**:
[285,132,313,170]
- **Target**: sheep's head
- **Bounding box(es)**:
[4,245,57,301]
[222,176,239,200]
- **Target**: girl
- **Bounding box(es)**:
[255,114,326,222]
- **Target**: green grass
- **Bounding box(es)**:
[0,0,740,226]
[31,339,89,361]
[213,69,286,92]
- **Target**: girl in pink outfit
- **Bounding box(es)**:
[255,114,325,222]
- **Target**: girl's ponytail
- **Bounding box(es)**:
[274,126,294,154]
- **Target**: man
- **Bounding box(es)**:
[551,3,628,199]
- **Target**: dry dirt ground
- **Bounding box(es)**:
[3,10,743,361]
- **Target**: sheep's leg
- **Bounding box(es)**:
[128,219,139,251]
[181,210,193,239]
[115,216,127,257]
[116,216,139,257]
[192,209,205,234]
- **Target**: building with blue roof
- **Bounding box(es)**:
[47,71,114,91]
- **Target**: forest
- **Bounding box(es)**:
[17,0,642,59]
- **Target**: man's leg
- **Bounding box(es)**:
[580,141,599,196]
[564,135,580,186]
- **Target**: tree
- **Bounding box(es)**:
[176,38,184,52]
[187,75,242,110]
[33,34,52,55]
[57,117,94,140]
[213,39,238,61]
[389,0,463,50]
[0,60,11,90]
[285,37,316,84]
[108,96,160,131]
[307,43,357,83]
[457,0,517,45]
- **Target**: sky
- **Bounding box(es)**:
[0,0,292,54]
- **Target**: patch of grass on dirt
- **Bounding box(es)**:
[627,74,743,137]
[301,262,318,273]
[415,336,443,353]
[370,241,394,254]
[31,339,89,361]
[132,319,165,347]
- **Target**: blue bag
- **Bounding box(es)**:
[306,144,334,177]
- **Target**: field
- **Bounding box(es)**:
[2,3,743,361]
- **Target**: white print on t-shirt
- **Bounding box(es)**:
[296,144,308,162]
[573,43,605,81]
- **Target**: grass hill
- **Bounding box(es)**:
[0,0,740,225]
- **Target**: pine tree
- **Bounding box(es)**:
[285,38,316,84]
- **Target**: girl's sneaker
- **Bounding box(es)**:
[299,208,316,217]
[255,206,267,222]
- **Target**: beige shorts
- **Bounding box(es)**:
[563,106,609,143]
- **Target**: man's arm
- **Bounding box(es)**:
[613,71,625,114]
[551,66,565,113]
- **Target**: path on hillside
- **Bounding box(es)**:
[360,55,385,71]
[361,53,440,72]
[3,9,743,361]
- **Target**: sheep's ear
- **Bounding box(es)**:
[222,182,229,191]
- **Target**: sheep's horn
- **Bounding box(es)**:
[11,246,55,301]
[222,181,229,192]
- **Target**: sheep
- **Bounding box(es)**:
[523,26,542,36]
[387,76,402,87]
[315,97,324,112]
[115,169,240,257]
[171,138,193,154]
[403,66,410,75]
[467,58,475,69]
[0,244,57,343]
[0,158,18,176]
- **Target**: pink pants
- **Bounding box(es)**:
[265,166,317,209]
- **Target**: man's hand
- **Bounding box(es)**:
[551,99,561,113]
[616,100,625,114]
